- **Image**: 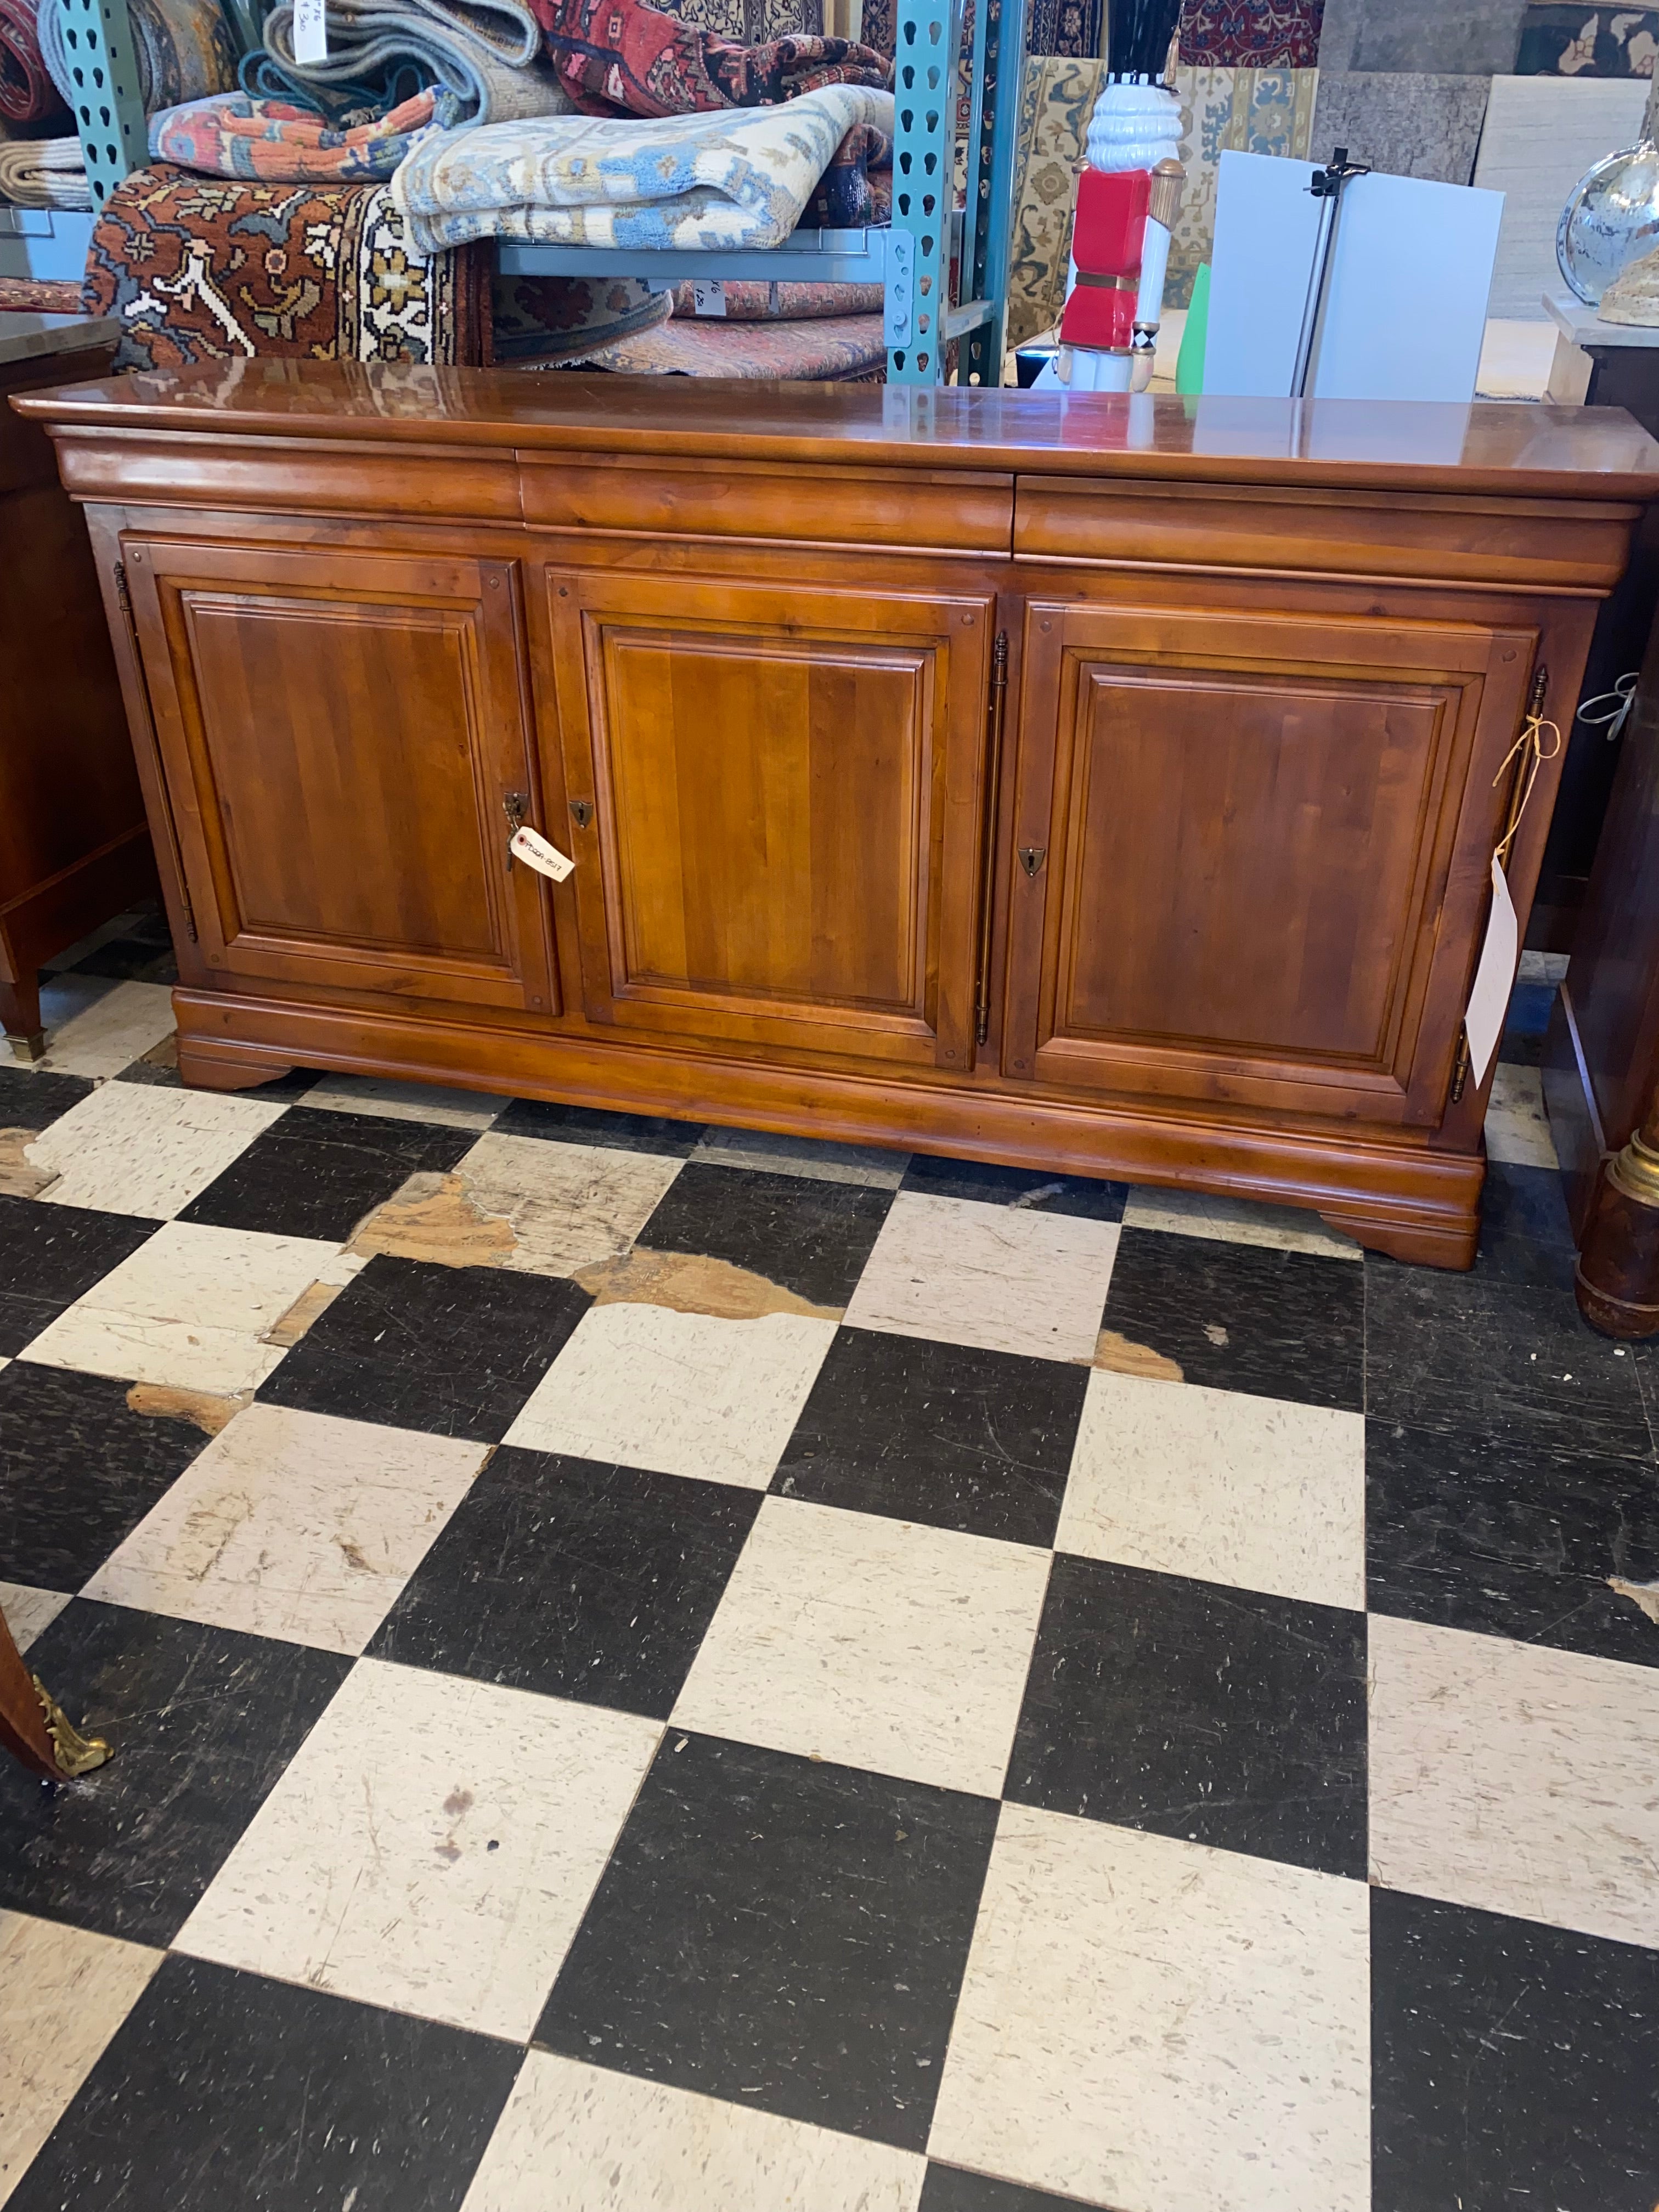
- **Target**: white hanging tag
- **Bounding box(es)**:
[294,0,329,62]
[1463,855,1519,1089]
[691,280,727,318]
[509,826,574,882]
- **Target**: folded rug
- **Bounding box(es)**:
[669,275,880,314]
[392,79,893,250]
[257,0,574,121]
[39,0,237,112]
[493,266,669,357]
[82,164,492,368]
[150,86,462,177]
[567,303,883,374]
[533,0,888,116]
[0,129,88,205]
[0,0,66,122]
[0,272,82,309]
[801,112,886,224]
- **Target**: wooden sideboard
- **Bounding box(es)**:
[18,362,1659,1266]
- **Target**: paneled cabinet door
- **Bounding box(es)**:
[546,568,995,1069]
[123,540,556,1013]
[1002,597,1538,1124]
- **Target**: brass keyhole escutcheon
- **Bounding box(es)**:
[1018,847,1047,878]
[570,800,594,829]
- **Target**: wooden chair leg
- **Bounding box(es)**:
[0,974,46,1064]
[0,1606,110,1781]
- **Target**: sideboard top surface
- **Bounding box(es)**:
[15,358,1659,503]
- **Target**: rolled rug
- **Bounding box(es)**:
[38,0,237,112]
[149,85,462,178]
[566,306,885,375]
[0,129,88,205]
[492,268,671,359]
[0,0,67,125]
[257,0,574,122]
[669,277,883,316]
[533,0,889,118]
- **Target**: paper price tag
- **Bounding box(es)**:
[293,0,328,63]
[510,826,575,882]
[1462,854,1519,1088]
[691,280,727,318]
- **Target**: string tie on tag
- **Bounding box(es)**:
[1491,703,1562,870]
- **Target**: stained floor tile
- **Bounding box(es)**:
[844,1195,1119,1364]
[0,1361,215,1590]
[1485,1061,1558,1168]
[26,1083,287,1220]
[898,1156,1127,1221]
[0,1194,156,1357]
[637,1163,894,1311]
[459,2052,925,2212]
[772,1327,1090,1548]
[20,1221,362,1396]
[672,1498,1051,1796]
[1057,1369,1366,1610]
[5,1955,520,2212]
[1007,1553,1368,1878]
[369,1447,760,1716]
[927,1807,1369,2212]
[0,1601,350,1946]
[504,1304,837,1488]
[425,1131,684,1275]
[180,1106,476,1242]
[177,1658,661,2040]
[259,1255,590,1442]
[1099,1227,1364,1412]
[84,1403,488,1655]
[1372,1888,1659,2212]
[1369,1613,1659,1949]
[533,1731,999,2152]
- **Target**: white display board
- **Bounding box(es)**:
[1204,151,1504,405]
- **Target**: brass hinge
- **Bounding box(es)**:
[112,559,132,619]
[1450,1031,1470,1104]
[974,629,1009,1049]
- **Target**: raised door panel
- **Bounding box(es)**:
[126,540,556,1013]
[547,569,994,1069]
[1004,599,1536,1122]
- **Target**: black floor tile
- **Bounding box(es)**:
[899,1155,1128,1221]
[114,1054,318,1098]
[0,1195,156,1358]
[58,930,179,985]
[1365,1256,1650,1460]
[533,1731,998,2152]
[8,1955,520,2212]
[0,1362,213,1589]
[1367,1414,1659,1667]
[919,2168,1085,2212]
[0,1065,95,1130]
[369,1447,760,1716]
[493,1097,705,1155]
[1474,1158,1578,1290]
[1007,1553,1368,1878]
[0,1601,349,1946]
[179,1107,473,1242]
[772,1326,1088,1547]
[1504,977,1556,1038]
[258,1254,589,1442]
[1372,1888,1659,2212]
[1099,1227,1365,1412]
[639,1163,893,1310]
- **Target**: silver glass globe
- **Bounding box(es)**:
[1558,140,1659,306]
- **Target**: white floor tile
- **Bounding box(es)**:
[1057,1370,1366,1611]
[298,1075,506,1132]
[0,1583,71,1655]
[34,980,176,1079]
[460,2052,924,2212]
[1369,1613,1659,1950]
[504,1304,837,1488]
[673,1498,1051,1796]
[929,1807,1370,2212]
[690,1127,911,1190]
[1485,1063,1558,1169]
[26,1084,288,1220]
[450,1132,684,1275]
[0,1912,161,2205]
[83,1403,487,1654]
[1517,950,1567,984]
[176,1659,662,2041]
[21,1221,361,1395]
[1120,1186,1363,1260]
[842,1194,1118,1364]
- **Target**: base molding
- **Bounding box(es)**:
[175,989,1488,1269]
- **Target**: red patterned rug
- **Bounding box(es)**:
[1177,0,1322,66]
[533,0,889,116]
[0,276,84,314]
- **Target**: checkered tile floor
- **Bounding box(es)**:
[2,926,1657,2212]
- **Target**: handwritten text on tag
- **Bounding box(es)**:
[510,826,575,882]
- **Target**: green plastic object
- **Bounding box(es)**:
[1176,261,1210,396]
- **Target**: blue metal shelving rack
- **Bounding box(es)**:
[63,0,1025,383]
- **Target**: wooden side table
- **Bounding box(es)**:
[0,313,156,1058]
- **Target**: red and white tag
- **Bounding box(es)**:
[510,826,574,882]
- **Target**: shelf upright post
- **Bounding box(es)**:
[963,0,1025,388]
[60,0,147,208]
[888,0,960,383]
